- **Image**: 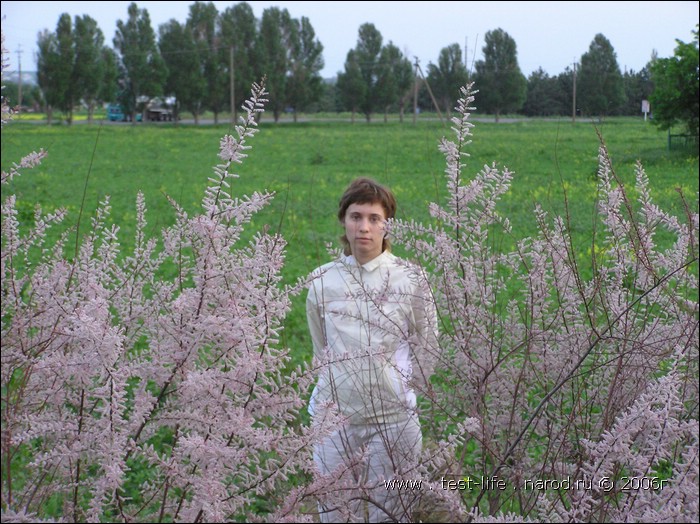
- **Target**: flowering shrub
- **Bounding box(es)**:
[390,84,699,522]
[2,32,338,522]
[2,29,698,522]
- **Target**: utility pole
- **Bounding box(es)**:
[413,56,419,124]
[572,61,577,124]
[464,36,468,70]
[417,61,446,128]
[230,46,236,125]
[16,45,23,112]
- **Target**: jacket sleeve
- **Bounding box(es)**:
[306,282,327,360]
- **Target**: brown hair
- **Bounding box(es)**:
[337,177,397,256]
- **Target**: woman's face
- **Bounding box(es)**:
[342,202,387,264]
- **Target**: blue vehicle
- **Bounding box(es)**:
[107,104,142,122]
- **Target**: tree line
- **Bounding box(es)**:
[9,2,699,134]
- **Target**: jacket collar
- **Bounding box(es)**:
[347,250,393,273]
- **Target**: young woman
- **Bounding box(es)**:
[307,177,439,522]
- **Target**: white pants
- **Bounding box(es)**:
[313,415,422,523]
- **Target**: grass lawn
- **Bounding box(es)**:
[2,115,698,363]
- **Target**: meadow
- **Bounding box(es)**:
[2,114,698,361]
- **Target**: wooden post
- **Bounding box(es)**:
[230,46,235,125]
[572,61,577,124]
[413,57,419,124]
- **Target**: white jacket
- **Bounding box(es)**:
[307,251,438,424]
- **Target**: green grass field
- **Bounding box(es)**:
[2,116,698,362]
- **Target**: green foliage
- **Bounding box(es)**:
[650,26,700,136]
[73,15,105,120]
[355,23,383,121]
[188,1,227,119]
[336,49,366,118]
[159,19,206,120]
[374,43,401,116]
[113,2,167,118]
[426,43,470,115]
[256,7,293,121]
[523,68,566,116]
[99,47,119,106]
[391,47,415,118]
[286,16,325,117]
[35,13,114,125]
[577,33,626,116]
[620,67,653,116]
[522,63,652,119]
[338,24,415,122]
[54,13,75,118]
[219,2,258,115]
[472,28,528,120]
[36,22,63,122]
[1,81,19,106]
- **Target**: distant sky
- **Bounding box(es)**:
[1,1,698,79]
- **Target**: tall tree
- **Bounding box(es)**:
[99,46,119,111]
[159,19,206,123]
[36,29,61,124]
[649,26,699,137]
[355,23,383,122]
[73,15,104,123]
[255,6,293,122]
[219,2,258,120]
[374,42,412,122]
[187,1,226,123]
[113,2,167,122]
[555,66,575,117]
[286,16,324,121]
[522,68,564,116]
[577,33,625,117]
[317,79,341,112]
[36,14,115,123]
[392,48,414,123]
[472,28,527,121]
[336,49,366,123]
[374,42,400,122]
[620,67,654,116]
[426,43,470,115]
[54,13,76,123]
